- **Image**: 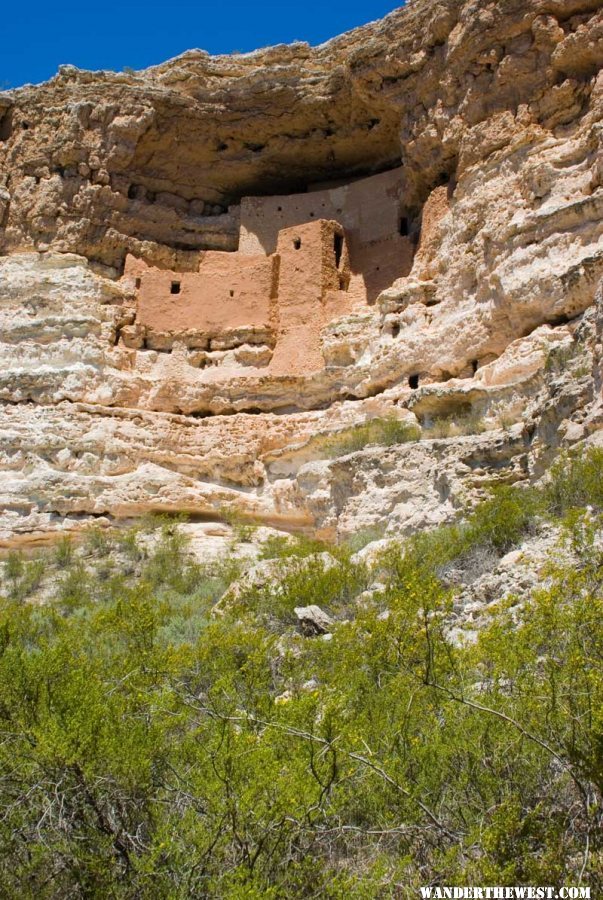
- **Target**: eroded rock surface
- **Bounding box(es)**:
[0,0,602,548]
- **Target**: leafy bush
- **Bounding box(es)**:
[259,533,334,561]
[0,452,602,894]
[116,525,145,562]
[382,482,542,591]
[4,551,24,594]
[390,448,603,583]
[56,560,90,608]
[545,446,603,515]
[2,552,45,602]
[465,483,543,552]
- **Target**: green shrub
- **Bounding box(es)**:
[545,446,603,515]
[116,525,145,562]
[56,560,90,609]
[236,552,368,625]
[342,524,387,554]
[1,451,603,895]
[465,483,543,553]
[142,525,190,589]
[382,483,542,589]
[2,554,46,603]
[54,535,74,568]
[18,558,45,600]
[85,525,112,557]
[259,533,332,561]
[4,551,24,591]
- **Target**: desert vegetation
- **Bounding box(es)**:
[321,417,422,458]
[0,450,602,897]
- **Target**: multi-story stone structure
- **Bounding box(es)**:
[121,168,414,374]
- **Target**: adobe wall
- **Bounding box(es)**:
[270,220,348,375]
[124,251,277,340]
[239,168,405,256]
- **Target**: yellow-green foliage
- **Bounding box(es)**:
[545,446,603,514]
[54,534,74,568]
[0,449,602,896]
[323,416,421,457]
[423,410,487,439]
[4,552,45,603]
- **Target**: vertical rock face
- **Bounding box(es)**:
[0,0,602,547]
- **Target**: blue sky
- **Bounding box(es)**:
[4,1,404,90]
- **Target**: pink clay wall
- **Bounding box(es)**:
[125,252,277,335]
[269,220,348,375]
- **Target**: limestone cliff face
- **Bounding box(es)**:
[0,0,602,547]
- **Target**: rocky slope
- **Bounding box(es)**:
[0,0,602,550]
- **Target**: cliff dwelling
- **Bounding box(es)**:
[121,168,415,375]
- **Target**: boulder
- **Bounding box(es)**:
[294,604,334,636]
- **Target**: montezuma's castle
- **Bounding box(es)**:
[0,0,602,546]
[123,169,415,375]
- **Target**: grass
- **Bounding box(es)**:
[323,417,421,457]
[85,526,113,557]
[423,410,487,439]
[54,535,74,568]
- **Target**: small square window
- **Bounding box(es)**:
[170,281,181,295]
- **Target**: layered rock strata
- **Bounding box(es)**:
[0,0,602,547]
